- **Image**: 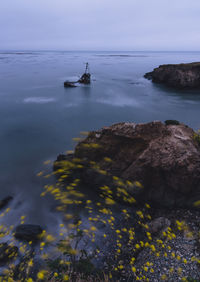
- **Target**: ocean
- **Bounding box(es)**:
[0,50,200,230]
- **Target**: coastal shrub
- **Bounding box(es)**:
[193,130,200,146]
[165,119,180,126]
[74,258,95,275]
[0,135,199,281]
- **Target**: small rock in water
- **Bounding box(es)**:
[14,224,43,241]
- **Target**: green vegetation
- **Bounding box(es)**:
[193,130,200,146]
[165,120,180,126]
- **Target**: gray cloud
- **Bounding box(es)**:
[0,0,200,50]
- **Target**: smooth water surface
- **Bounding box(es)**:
[0,51,200,228]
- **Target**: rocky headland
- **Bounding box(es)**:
[0,121,200,280]
[56,120,200,209]
[144,62,200,88]
[53,120,200,280]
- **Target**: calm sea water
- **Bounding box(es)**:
[0,51,200,228]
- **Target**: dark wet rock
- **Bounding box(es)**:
[144,62,200,88]
[14,224,43,241]
[0,196,13,210]
[61,121,200,208]
[148,217,171,234]
[0,243,18,264]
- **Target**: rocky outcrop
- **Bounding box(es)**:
[14,224,43,241]
[67,121,200,208]
[144,62,200,88]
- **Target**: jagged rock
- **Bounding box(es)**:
[14,224,43,241]
[68,121,200,208]
[0,243,18,264]
[144,62,200,88]
[0,196,13,210]
[148,217,171,234]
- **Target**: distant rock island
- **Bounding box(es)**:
[144,62,200,88]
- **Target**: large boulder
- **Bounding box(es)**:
[144,62,200,88]
[14,224,43,241]
[71,121,200,208]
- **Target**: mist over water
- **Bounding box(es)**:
[0,50,200,227]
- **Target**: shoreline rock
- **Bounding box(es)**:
[144,62,200,88]
[57,121,200,208]
[14,224,43,241]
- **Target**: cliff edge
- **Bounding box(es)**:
[144,62,200,88]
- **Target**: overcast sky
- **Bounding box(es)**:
[0,0,200,51]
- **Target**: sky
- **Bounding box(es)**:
[0,0,200,51]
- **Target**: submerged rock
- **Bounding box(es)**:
[14,224,43,241]
[144,62,200,88]
[68,121,200,208]
[0,243,18,264]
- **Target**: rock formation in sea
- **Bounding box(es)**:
[14,224,43,241]
[55,121,200,208]
[144,62,200,88]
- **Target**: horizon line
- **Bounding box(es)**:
[1,49,200,53]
